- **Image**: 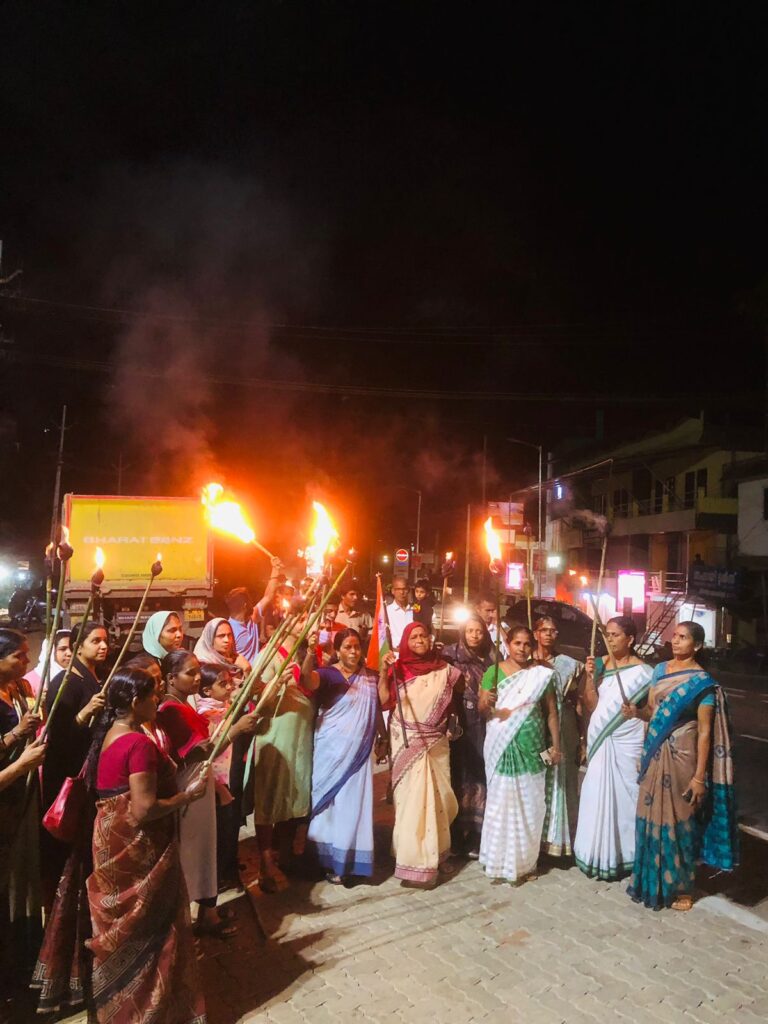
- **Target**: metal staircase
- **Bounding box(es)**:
[636,589,688,658]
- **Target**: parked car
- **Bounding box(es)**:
[505,598,606,660]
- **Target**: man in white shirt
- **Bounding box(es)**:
[387,576,413,651]
[225,556,284,663]
[475,592,509,658]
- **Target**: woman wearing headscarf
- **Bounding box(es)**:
[25,629,72,697]
[194,616,251,679]
[302,628,380,885]
[0,629,44,997]
[379,622,463,888]
[41,620,108,910]
[533,615,585,858]
[478,626,562,885]
[627,622,738,911]
[141,609,184,662]
[442,615,493,858]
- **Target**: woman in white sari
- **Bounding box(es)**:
[574,615,653,881]
[478,627,562,884]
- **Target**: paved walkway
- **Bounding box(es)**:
[50,772,768,1024]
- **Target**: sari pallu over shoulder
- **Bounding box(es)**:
[391,666,458,790]
[587,662,653,764]
[87,792,206,1024]
[638,668,738,872]
[484,665,554,779]
[311,669,379,816]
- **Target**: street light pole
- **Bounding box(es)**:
[506,437,544,598]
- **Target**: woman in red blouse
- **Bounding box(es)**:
[83,667,209,1024]
[158,651,257,937]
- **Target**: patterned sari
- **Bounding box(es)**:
[307,666,379,877]
[479,664,555,883]
[541,652,583,857]
[627,665,738,910]
[390,664,462,883]
[573,660,653,881]
[87,792,206,1023]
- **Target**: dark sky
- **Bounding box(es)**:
[1,3,766,564]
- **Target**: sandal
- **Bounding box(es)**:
[325,871,345,885]
[671,895,694,912]
[194,917,237,939]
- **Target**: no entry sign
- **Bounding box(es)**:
[394,548,410,566]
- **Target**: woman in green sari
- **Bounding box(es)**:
[478,626,562,884]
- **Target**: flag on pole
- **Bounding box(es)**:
[366,574,391,671]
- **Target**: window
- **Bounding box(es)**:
[593,494,607,516]
[684,471,695,509]
[696,468,708,497]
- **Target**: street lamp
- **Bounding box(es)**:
[506,437,543,597]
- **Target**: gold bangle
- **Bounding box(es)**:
[692,776,707,785]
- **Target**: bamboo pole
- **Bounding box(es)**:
[205,563,351,766]
[587,592,628,704]
[96,558,164,701]
[590,532,609,657]
[32,551,71,715]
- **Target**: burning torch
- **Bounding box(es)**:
[437,551,455,645]
[202,482,278,560]
[32,529,74,716]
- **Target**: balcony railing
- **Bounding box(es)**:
[611,493,737,521]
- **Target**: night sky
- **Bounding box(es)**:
[1,3,766,570]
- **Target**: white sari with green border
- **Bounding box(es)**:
[573,660,653,881]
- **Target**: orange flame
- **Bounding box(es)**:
[201,482,256,545]
[445,550,454,561]
[95,547,106,570]
[45,542,54,558]
[304,501,340,575]
[483,518,503,571]
[156,552,163,563]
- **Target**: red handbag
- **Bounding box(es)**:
[42,767,88,843]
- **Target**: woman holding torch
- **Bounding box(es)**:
[443,615,494,859]
[194,616,251,678]
[573,615,652,883]
[0,629,44,989]
[381,622,464,888]
[533,615,584,858]
[301,628,380,885]
[478,626,562,885]
[41,620,108,909]
[158,651,257,936]
[242,612,315,892]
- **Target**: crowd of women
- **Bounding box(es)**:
[0,568,740,1023]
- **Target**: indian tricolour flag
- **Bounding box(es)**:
[366,574,391,671]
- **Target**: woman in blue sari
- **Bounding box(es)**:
[302,628,380,884]
[627,621,738,911]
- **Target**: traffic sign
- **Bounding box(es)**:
[394,548,410,566]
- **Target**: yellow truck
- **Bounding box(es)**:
[63,494,213,644]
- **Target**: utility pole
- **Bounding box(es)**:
[49,406,67,544]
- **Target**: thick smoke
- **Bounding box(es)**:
[81,160,320,491]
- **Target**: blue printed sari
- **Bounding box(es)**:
[627,664,738,910]
[306,666,379,878]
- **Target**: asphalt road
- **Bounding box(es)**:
[20,630,768,836]
[713,670,768,838]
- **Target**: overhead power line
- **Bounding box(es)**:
[1,348,753,405]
